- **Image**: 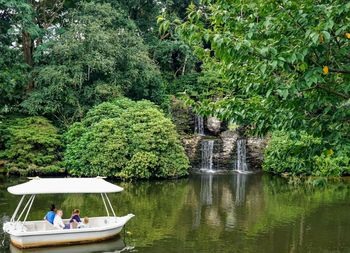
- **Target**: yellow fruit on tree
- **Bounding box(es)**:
[323,66,329,75]
[346,33,350,39]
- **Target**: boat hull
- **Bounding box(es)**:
[5,215,134,249]
[10,226,122,249]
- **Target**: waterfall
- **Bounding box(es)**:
[234,139,248,172]
[201,140,214,171]
[195,115,204,135]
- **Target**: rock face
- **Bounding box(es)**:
[181,131,267,171]
[206,116,222,135]
[246,138,268,170]
[170,96,194,135]
[181,135,202,164]
[220,130,239,160]
[170,101,267,171]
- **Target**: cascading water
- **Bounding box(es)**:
[201,140,214,172]
[195,115,204,135]
[234,139,249,172]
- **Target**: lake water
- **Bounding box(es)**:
[1,173,350,253]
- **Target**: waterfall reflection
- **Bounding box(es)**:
[200,174,213,206]
[194,173,263,229]
[233,173,248,205]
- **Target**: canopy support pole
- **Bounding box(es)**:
[23,195,35,224]
[104,193,116,217]
[16,195,35,222]
[101,193,110,216]
[10,195,26,222]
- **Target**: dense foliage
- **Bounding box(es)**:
[0,116,62,174]
[0,0,199,124]
[2,0,349,177]
[263,131,350,176]
[0,0,196,178]
[24,2,166,124]
[161,0,350,175]
[64,98,189,179]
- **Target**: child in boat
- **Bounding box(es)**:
[53,210,70,229]
[77,217,90,229]
[44,204,56,224]
[69,209,81,228]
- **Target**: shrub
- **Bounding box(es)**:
[0,116,62,172]
[64,97,189,179]
[64,119,129,177]
[7,164,66,176]
[263,131,350,176]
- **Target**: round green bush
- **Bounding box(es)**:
[0,116,62,172]
[64,97,189,179]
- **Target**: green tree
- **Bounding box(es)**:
[161,0,350,175]
[16,2,165,125]
[64,97,189,178]
[0,0,36,113]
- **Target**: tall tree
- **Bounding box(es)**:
[0,0,64,112]
[21,2,164,125]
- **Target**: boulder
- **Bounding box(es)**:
[207,116,221,134]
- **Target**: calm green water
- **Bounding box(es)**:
[1,173,350,253]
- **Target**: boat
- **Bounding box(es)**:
[3,177,135,249]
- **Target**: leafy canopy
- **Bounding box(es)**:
[168,0,350,135]
[64,97,189,179]
[160,0,350,175]
[20,2,165,125]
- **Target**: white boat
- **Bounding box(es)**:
[3,177,135,249]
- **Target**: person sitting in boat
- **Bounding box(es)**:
[77,216,90,229]
[69,209,82,228]
[44,204,56,224]
[53,209,70,229]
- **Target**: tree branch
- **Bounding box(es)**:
[330,30,341,50]
[160,32,170,40]
[330,68,350,74]
[317,84,350,99]
[301,84,350,99]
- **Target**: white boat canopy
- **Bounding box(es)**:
[8,177,123,195]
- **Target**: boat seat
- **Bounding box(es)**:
[43,221,57,231]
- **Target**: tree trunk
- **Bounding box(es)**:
[22,30,34,92]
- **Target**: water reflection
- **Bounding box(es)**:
[200,174,213,206]
[193,172,264,230]
[233,172,248,205]
[1,175,350,253]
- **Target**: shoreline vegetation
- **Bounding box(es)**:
[1,1,349,179]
